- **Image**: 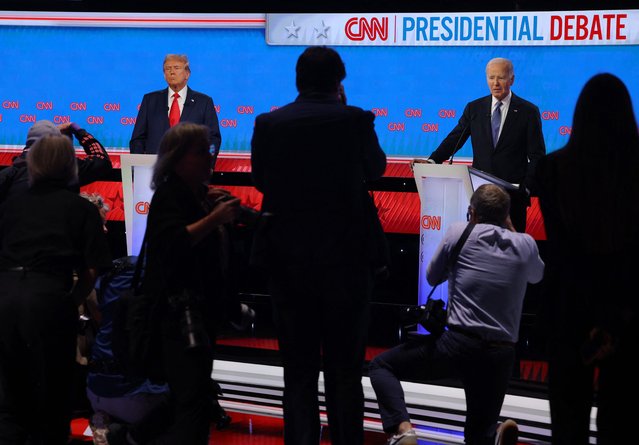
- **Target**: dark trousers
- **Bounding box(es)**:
[369,331,515,445]
[548,324,639,445]
[0,271,77,445]
[270,264,373,445]
[149,316,215,445]
[508,188,528,234]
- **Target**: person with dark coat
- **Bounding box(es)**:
[534,73,639,444]
[250,46,387,445]
[0,135,111,444]
[416,57,546,233]
[129,54,221,155]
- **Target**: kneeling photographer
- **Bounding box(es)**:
[142,122,243,444]
[368,184,544,445]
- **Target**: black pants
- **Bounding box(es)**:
[507,188,529,234]
[548,325,639,445]
[270,264,373,445]
[0,271,77,445]
[148,311,215,445]
[369,331,515,445]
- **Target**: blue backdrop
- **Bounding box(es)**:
[0,25,637,158]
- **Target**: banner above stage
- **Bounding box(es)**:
[266,10,637,46]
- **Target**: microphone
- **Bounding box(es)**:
[447,116,474,165]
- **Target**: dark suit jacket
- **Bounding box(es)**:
[429,93,545,191]
[251,92,387,267]
[129,87,221,154]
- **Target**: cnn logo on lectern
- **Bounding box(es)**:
[135,202,150,215]
[421,215,442,230]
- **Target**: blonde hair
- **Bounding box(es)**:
[27,135,78,186]
[164,54,190,73]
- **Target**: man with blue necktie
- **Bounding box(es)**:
[416,57,545,233]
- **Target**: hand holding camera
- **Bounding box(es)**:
[209,194,241,226]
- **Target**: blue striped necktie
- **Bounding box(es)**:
[491,101,502,147]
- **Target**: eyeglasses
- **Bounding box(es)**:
[466,206,472,222]
[164,65,185,72]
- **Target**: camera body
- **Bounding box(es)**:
[401,299,447,336]
[215,194,260,226]
[168,290,209,351]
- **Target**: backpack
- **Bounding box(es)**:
[95,255,163,382]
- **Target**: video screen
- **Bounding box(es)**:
[1,10,637,159]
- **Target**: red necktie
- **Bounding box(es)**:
[169,93,180,127]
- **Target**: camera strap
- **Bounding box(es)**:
[425,222,475,302]
[130,231,147,293]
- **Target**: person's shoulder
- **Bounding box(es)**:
[464,96,490,113]
[340,105,376,125]
[144,88,167,97]
[187,88,212,100]
[255,101,296,121]
[445,221,468,239]
[511,93,540,111]
[344,104,373,117]
[468,95,491,107]
[505,228,537,247]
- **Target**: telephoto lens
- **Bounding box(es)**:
[181,304,209,351]
[400,305,426,328]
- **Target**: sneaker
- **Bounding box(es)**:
[388,428,418,445]
[495,419,519,445]
[230,303,255,331]
[89,411,111,445]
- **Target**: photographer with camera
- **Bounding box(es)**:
[0,120,112,206]
[141,122,241,444]
[369,184,544,445]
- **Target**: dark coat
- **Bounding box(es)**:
[250,92,387,267]
[129,87,221,154]
[429,93,546,192]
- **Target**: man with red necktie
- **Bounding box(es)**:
[130,54,221,155]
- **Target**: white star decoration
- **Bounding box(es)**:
[314,20,330,38]
[284,21,300,38]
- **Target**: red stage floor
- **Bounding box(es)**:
[71,411,534,444]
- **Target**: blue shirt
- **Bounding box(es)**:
[426,222,544,343]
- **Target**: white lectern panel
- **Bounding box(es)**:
[413,163,475,334]
[121,154,157,257]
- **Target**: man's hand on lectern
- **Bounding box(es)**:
[410,158,436,171]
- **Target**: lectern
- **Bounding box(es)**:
[412,163,517,332]
[121,154,157,257]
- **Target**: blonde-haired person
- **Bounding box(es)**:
[129,54,221,154]
[0,135,111,444]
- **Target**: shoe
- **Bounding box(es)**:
[230,304,255,331]
[106,422,129,445]
[388,428,418,445]
[495,419,518,445]
[89,411,111,445]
